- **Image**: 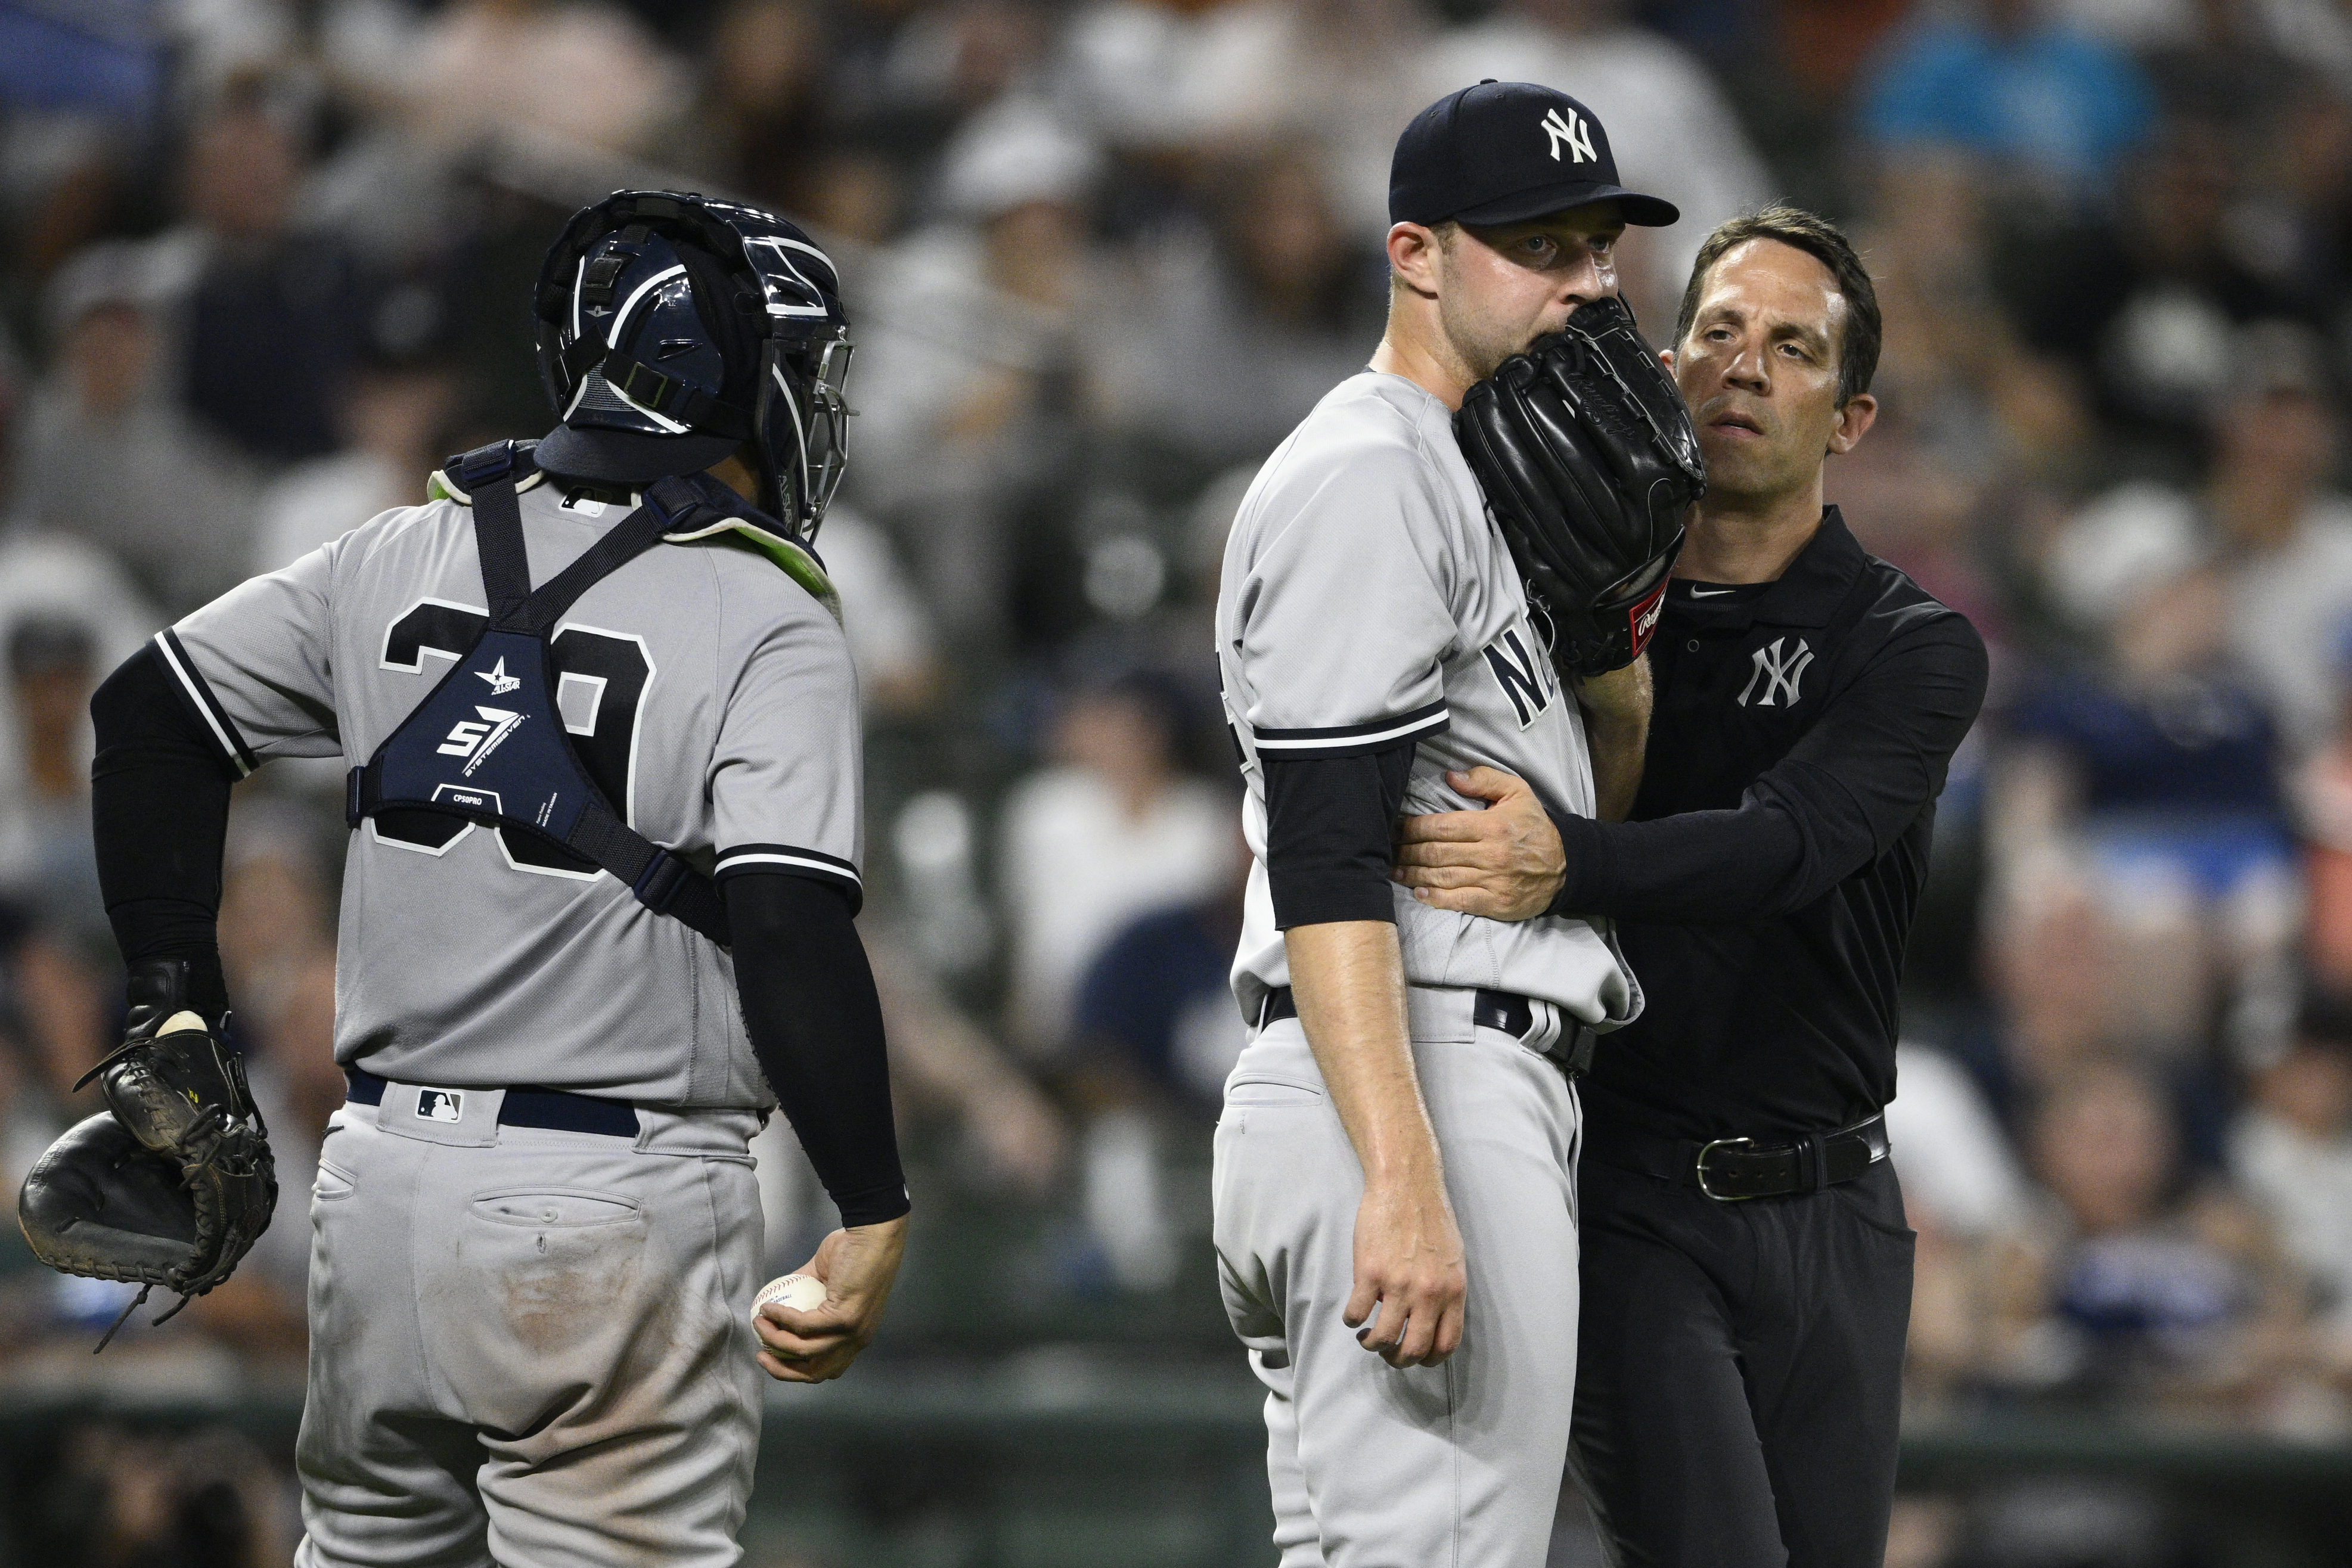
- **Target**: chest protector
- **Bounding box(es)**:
[345,441,730,945]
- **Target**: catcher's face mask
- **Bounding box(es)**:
[535,191,855,541]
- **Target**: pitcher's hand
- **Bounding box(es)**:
[1346,1174,1466,1367]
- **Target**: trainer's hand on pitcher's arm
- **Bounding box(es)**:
[1392,769,1567,920]
[1287,920,1467,1368]
[1390,655,1650,920]
[755,1213,909,1383]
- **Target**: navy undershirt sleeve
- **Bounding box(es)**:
[1262,742,1416,928]
[724,873,910,1227]
[89,646,237,1018]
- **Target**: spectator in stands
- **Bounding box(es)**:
[999,672,1230,1055]
[1985,1059,2310,1416]
[821,508,947,718]
[10,244,257,614]
[2002,126,2313,458]
[0,616,104,952]
[17,1424,294,1563]
[404,0,689,156]
[1860,0,2157,209]
[1056,0,1426,238]
[1070,828,1252,1114]
[252,303,461,574]
[1848,152,2100,495]
[1085,147,1379,470]
[1973,865,2218,1150]
[848,96,1106,648]
[174,83,377,468]
[2005,557,2293,911]
[2297,652,2352,991]
[681,0,833,215]
[1425,0,1770,320]
[2232,998,2352,1342]
[215,803,337,1057]
[2048,324,2352,754]
[2246,80,2352,311]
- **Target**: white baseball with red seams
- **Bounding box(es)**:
[754,1273,826,1315]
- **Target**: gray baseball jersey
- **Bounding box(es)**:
[1217,368,1641,1028]
[163,472,861,1109]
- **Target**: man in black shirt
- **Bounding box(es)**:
[1392,207,1987,1566]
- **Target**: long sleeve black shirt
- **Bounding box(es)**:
[1544,509,1988,1142]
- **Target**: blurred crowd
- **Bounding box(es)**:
[8,0,2352,1556]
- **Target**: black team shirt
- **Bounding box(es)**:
[1541,508,1987,1142]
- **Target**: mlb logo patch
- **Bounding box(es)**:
[417,1088,464,1123]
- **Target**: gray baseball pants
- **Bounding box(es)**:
[1214,987,1584,1568]
[292,1086,767,1568]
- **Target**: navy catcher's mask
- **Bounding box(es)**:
[532,191,852,538]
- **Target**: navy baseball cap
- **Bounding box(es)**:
[1390,80,1678,229]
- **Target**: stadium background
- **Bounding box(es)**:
[4,0,2352,1562]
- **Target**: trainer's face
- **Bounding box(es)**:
[1433,205,1624,378]
[1671,238,1875,504]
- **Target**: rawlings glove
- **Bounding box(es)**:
[1454,296,1705,676]
[17,959,277,1349]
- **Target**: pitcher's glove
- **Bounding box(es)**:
[1454,296,1704,676]
[17,960,277,1349]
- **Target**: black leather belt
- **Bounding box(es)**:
[1583,1113,1889,1201]
[1255,985,1596,1076]
[345,1067,641,1138]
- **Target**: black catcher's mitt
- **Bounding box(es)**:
[18,961,276,1349]
[1454,296,1705,676]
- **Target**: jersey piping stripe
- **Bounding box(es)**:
[714,844,862,886]
[153,630,257,778]
[1252,701,1449,759]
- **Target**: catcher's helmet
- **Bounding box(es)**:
[533,191,852,538]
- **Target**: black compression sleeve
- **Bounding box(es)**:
[1262,743,1416,928]
[724,873,909,1226]
[90,647,236,1017]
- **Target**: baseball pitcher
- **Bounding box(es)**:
[1211,83,1696,1566]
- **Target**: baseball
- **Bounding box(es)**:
[754,1273,827,1317]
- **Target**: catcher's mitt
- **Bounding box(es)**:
[18,961,276,1349]
[1454,296,1704,676]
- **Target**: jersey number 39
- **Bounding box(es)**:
[376,600,652,879]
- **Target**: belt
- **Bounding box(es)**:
[345,1067,641,1138]
[1255,985,1597,1076]
[1583,1113,1889,1201]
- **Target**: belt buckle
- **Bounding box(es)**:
[1695,1137,1758,1202]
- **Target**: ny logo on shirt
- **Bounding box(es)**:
[1737,636,1814,709]
[1482,623,1557,729]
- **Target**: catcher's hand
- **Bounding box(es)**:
[1454,296,1704,676]
[17,960,277,1348]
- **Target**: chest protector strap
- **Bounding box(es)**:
[345,440,731,946]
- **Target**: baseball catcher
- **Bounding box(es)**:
[19,187,907,1565]
[1454,294,1704,676]
[18,960,277,1349]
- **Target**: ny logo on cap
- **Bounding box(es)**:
[1542,107,1596,165]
